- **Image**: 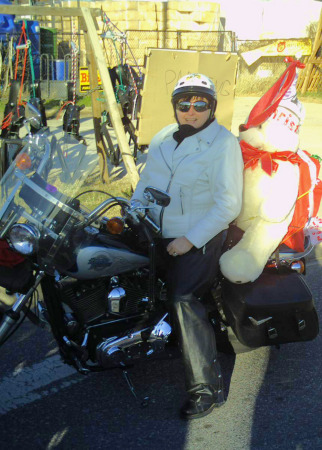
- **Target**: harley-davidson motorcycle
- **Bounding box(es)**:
[0,80,48,178]
[0,114,319,398]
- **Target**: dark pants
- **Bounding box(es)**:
[157,232,224,391]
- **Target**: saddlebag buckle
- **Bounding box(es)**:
[268,327,278,339]
[298,319,306,331]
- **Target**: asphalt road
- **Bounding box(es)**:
[0,256,322,450]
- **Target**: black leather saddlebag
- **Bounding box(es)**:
[221,272,319,348]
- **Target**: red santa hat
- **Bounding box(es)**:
[242,57,305,130]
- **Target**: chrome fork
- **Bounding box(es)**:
[0,272,45,343]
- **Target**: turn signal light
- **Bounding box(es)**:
[106,217,124,234]
[291,260,305,274]
[16,153,32,170]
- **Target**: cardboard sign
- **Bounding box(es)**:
[241,38,312,66]
[136,49,238,146]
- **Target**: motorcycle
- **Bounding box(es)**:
[0,125,319,400]
[62,81,86,145]
[100,64,148,167]
[0,79,48,178]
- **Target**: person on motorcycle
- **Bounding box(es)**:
[132,73,244,419]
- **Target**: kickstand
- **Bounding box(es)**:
[121,365,150,407]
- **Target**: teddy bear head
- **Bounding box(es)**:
[239,58,305,154]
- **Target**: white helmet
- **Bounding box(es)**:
[172,73,217,115]
[172,73,216,100]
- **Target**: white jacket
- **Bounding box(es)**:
[133,119,244,248]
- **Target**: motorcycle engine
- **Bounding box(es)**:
[57,270,158,325]
[57,272,171,367]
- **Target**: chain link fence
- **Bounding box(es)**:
[1,29,236,103]
[236,40,288,96]
[0,30,88,103]
[119,30,236,67]
[1,29,318,106]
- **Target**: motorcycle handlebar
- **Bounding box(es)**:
[126,205,161,235]
[84,197,161,235]
[141,214,161,235]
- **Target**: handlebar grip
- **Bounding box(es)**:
[141,215,161,235]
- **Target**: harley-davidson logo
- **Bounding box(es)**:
[89,254,112,271]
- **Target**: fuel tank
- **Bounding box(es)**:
[63,244,149,280]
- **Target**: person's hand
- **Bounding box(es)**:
[167,237,193,257]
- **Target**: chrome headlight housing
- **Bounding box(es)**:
[9,224,40,255]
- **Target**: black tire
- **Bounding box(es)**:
[112,145,121,166]
[0,297,47,347]
[125,120,139,160]
[100,122,122,167]
[22,301,49,329]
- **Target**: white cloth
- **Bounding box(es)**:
[133,119,244,248]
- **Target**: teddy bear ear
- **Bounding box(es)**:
[239,124,248,132]
[243,58,305,130]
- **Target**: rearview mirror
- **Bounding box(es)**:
[25,102,42,130]
[143,186,171,207]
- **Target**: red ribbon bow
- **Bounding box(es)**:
[240,140,303,176]
[240,140,322,252]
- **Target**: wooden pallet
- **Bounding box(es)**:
[298,8,322,94]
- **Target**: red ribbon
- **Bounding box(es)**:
[240,141,322,252]
[240,140,304,176]
[244,58,305,130]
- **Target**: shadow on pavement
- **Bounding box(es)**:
[249,268,322,449]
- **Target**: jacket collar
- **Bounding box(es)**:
[159,119,221,166]
[196,118,221,145]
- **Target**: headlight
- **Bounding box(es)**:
[9,224,40,255]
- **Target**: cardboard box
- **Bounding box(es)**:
[137,49,238,145]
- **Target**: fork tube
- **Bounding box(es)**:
[11,272,45,313]
[0,272,45,342]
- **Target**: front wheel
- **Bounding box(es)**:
[0,289,48,346]
[0,272,46,345]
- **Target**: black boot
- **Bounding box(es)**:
[181,381,225,420]
[172,294,226,419]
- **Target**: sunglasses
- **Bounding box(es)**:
[176,101,209,113]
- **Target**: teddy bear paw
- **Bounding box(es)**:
[219,249,262,284]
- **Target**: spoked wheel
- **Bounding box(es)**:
[100,117,146,166]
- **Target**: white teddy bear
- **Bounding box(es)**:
[220,58,322,284]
